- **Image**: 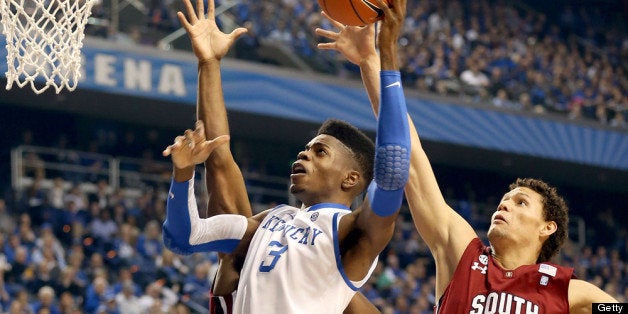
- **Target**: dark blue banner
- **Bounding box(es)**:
[1,37,626,170]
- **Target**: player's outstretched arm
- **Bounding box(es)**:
[180,0,251,299]
[161,123,244,253]
[316,12,380,116]
[316,16,383,314]
[178,0,252,219]
[161,123,262,255]
[568,279,618,314]
[337,0,410,284]
[316,3,477,299]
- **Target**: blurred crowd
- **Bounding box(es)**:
[1,0,625,312]
[87,0,627,128]
[0,122,626,313]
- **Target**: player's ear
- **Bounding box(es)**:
[539,221,557,238]
[341,170,360,190]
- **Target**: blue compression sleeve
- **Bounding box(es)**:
[162,177,246,255]
[368,71,411,217]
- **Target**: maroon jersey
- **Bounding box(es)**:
[436,238,574,314]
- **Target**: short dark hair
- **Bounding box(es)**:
[317,119,375,184]
[509,178,569,263]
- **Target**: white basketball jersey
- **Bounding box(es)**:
[234,203,377,313]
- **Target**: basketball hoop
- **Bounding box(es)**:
[0,0,96,94]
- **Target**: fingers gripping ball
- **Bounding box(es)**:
[318,0,391,26]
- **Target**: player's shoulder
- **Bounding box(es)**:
[250,207,278,223]
[308,202,351,212]
[265,204,295,214]
[568,278,618,310]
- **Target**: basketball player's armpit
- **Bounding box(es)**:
[368,71,410,216]
[163,177,247,254]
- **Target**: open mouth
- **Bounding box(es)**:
[291,163,306,175]
[493,214,507,223]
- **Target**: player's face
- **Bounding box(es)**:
[487,187,549,246]
[289,134,356,205]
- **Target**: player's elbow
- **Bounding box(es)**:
[162,223,193,255]
[374,144,410,191]
[368,183,405,217]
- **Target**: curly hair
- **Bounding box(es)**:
[317,119,375,184]
[509,178,569,263]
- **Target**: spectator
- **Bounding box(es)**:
[155,250,187,289]
[89,206,118,246]
[181,261,212,307]
[135,220,162,262]
[84,276,113,314]
[111,267,141,297]
[32,226,66,269]
[137,281,178,313]
[95,293,119,314]
[16,214,37,247]
[61,198,90,230]
[4,246,32,294]
[30,286,61,314]
[90,179,113,210]
[0,266,10,312]
[58,291,81,314]
[66,246,89,288]
[55,266,84,300]
[47,177,66,210]
[115,282,141,314]
[235,21,262,61]
[109,224,140,269]
[460,58,490,99]
[0,199,15,234]
[28,248,61,294]
[9,289,33,314]
[64,185,88,213]
[491,88,520,110]
[21,178,46,226]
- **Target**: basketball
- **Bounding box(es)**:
[318,0,391,26]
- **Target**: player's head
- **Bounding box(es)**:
[488,178,568,263]
[317,119,375,183]
[290,119,374,206]
[513,178,569,263]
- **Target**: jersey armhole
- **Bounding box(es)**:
[435,237,483,312]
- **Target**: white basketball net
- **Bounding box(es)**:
[0,0,96,94]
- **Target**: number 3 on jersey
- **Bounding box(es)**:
[259,241,288,272]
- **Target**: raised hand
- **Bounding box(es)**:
[163,121,230,170]
[177,0,247,63]
[315,11,377,67]
[375,0,406,70]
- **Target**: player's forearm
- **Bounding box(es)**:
[378,29,398,71]
[367,71,410,217]
[379,45,397,71]
[173,165,195,182]
[359,55,381,116]
[198,60,234,171]
[198,60,230,139]
[403,117,477,266]
[197,59,252,217]
[163,176,247,255]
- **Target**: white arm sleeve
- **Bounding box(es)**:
[185,176,248,245]
[163,175,248,254]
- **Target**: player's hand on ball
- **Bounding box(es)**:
[315,11,377,67]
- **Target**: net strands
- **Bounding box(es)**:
[1,0,95,94]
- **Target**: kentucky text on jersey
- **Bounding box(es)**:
[470,292,539,314]
[260,214,324,245]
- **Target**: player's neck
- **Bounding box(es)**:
[297,193,353,209]
[491,245,539,269]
